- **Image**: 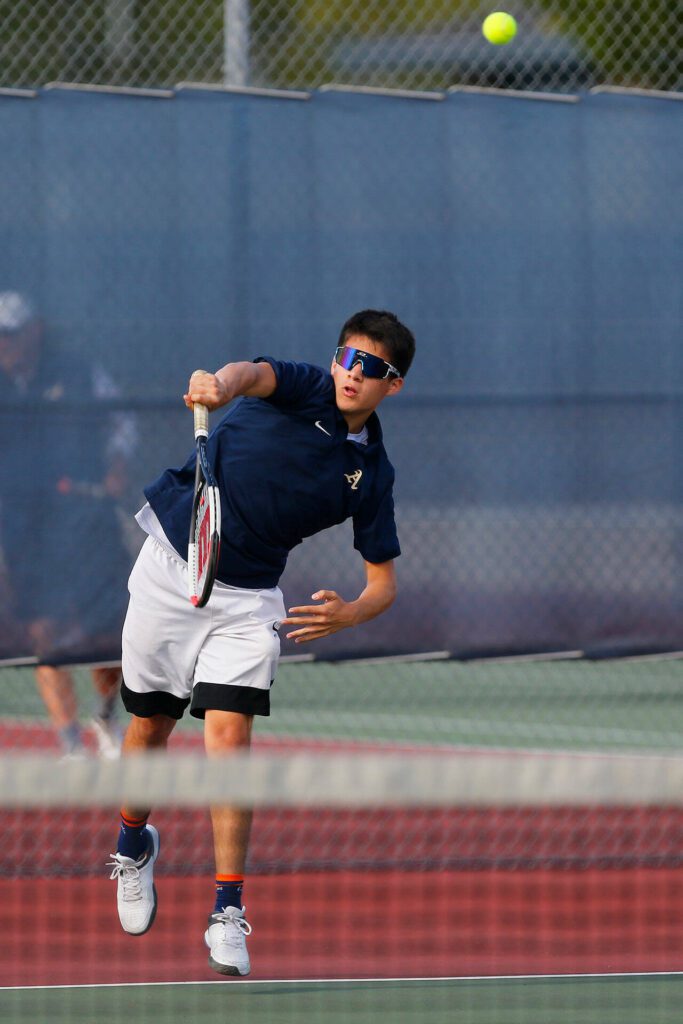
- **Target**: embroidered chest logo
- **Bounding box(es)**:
[345,469,363,491]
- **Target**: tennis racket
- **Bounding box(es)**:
[187,371,221,608]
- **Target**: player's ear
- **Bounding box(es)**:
[387,376,404,396]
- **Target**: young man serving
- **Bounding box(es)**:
[109,309,415,975]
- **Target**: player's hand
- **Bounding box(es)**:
[183,371,233,411]
[282,590,357,644]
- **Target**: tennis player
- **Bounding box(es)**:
[109,309,415,976]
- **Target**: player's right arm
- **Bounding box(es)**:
[184,361,276,411]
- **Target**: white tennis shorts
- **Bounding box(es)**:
[121,536,285,719]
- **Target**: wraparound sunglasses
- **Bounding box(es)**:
[334,345,401,380]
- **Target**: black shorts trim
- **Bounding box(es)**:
[121,679,190,721]
[190,681,271,719]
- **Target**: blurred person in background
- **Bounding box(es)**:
[0,290,137,757]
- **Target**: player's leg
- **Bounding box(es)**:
[203,710,254,976]
[206,711,254,877]
[89,665,123,758]
[122,710,177,753]
[34,664,84,756]
[111,536,206,935]
[36,662,122,758]
[192,584,284,977]
[109,713,176,935]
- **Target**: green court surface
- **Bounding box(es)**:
[2,975,683,1024]
[2,655,683,751]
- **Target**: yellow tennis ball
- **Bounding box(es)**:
[482,11,518,45]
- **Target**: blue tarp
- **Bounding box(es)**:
[1,86,682,662]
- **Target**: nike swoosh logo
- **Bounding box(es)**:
[315,421,332,436]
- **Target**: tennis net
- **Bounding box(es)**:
[1,749,682,1023]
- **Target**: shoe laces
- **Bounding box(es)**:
[212,908,253,942]
[108,852,145,902]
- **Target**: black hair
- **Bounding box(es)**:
[338,309,416,378]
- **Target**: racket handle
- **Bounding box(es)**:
[193,402,209,438]
[191,370,210,438]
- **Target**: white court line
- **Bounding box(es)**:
[5,650,683,670]
[465,650,584,665]
[2,971,683,992]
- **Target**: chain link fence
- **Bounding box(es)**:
[1,0,682,94]
[1,84,683,749]
[1,9,683,759]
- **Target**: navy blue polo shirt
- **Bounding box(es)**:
[144,359,400,588]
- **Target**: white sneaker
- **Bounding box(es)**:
[90,715,123,760]
[204,906,252,976]
[108,825,160,935]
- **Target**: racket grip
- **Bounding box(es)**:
[193,402,209,437]
[191,369,210,438]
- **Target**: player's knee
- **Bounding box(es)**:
[204,709,253,752]
[125,712,175,749]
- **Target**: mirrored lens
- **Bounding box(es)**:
[335,346,392,379]
[335,346,357,371]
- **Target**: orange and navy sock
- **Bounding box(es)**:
[117,810,150,861]
[214,875,244,913]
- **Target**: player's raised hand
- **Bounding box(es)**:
[282,590,357,644]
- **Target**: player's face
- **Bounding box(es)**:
[331,334,404,429]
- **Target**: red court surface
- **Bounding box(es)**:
[2,867,682,987]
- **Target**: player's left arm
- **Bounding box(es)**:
[282,559,397,645]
